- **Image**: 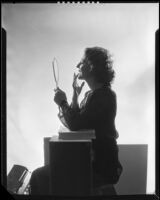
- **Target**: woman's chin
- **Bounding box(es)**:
[78,74,83,80]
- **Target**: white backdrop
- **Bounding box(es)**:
[2,3,158,193]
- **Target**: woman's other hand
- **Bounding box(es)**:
[54,88,67,106]
[72,73,85,96]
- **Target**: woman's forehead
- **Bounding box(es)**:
[80,54,86,62]
[80,55,90,63]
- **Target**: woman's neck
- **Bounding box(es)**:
[86,77,104,91]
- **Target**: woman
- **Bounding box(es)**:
[30,47,122,195]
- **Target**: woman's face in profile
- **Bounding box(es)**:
[77,55,92,80]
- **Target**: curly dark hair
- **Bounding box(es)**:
[84,47,115,87]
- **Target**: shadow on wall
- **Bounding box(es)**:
[115,144,148,195]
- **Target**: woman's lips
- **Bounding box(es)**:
[77,71,82,78]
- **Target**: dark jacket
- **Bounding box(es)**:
[59,85,122,185]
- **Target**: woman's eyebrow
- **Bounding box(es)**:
[81,59,88,64]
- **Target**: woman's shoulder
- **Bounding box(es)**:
[93,86,116,100]
[86,86,116,109]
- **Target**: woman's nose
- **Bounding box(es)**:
[76,62,81,69]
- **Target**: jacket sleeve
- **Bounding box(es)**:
[59,92,109,131]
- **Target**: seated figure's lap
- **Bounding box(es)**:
[30,165,50,195]
[30,165,116,195]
